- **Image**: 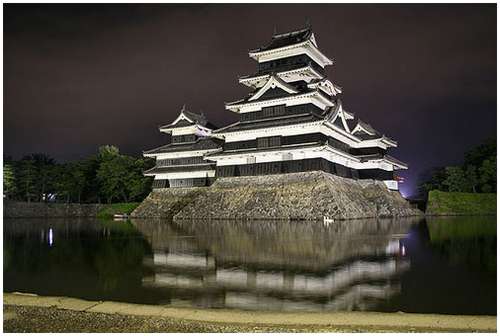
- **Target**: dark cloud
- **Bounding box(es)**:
[4,4,496,196]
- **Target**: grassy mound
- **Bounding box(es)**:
[97,202,141,219]
[426,190,496,215]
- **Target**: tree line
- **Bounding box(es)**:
[418,137,496,197]
[3,145,154,203]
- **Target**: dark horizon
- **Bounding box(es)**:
[4,4,497,196]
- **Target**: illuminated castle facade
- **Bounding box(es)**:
[144,26,407,190]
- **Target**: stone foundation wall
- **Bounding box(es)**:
[132,171,423,220]
[131,187,205,218]
[3,201,104,218]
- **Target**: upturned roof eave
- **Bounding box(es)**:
[248,40,333,66]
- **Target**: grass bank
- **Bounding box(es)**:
[426,190,496,216]
[96,202,140,219]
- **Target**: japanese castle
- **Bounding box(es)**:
[144,26,407,190]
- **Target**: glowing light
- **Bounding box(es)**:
[401,245,406,256]
[48,228,53,246]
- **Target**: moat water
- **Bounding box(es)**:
[4,216,496,315]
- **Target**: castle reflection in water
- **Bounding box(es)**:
[135,218,416,311]
[5,216,495,314]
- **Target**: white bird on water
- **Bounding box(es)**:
[323,216,334,226]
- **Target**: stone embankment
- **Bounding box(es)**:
[131,188,203,218]
[132,171,422,220]
[3,201,104,218]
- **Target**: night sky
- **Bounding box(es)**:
[4,4,497,196]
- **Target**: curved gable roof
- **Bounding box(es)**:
[159,106,212,130]
[250,27,312,53]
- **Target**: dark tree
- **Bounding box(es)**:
[96,145,153,203]
[419,137,497,195]
[17,156,37,202]
[6,145,153,203]
[417,166,447,198]
[464,137,496,168]
[3,162,16,199]
[32,153,57,201]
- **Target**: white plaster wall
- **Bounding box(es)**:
[152,170,215,180]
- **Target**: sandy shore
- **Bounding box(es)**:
[4,292,497,333]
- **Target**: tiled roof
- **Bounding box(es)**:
[160,119,194,129]
[206,142,323,157]
[351,119,382,140]
[228,85,330,106]
[144,137,223,155]
[251,27,312,53]
[183,110,208,126]
[159,107,215,130]
[357,154,407,168]
[240,62,324,80]
[213,113,323,134]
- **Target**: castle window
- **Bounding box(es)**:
[257,136,281,148]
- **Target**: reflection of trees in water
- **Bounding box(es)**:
[92,224,149,293]
[132,218,420,311]
[427,216,496,274]
[4,218,152,300]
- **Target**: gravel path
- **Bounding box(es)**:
[4,305,368,333]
